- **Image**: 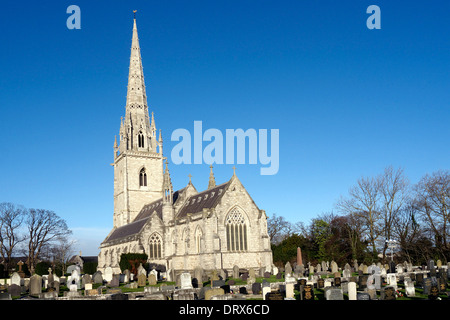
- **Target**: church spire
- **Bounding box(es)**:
[126,17,148,108]
[208,165,216,189]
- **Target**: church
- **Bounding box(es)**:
[97,17,273,278]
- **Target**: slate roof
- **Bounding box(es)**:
[176,181,230,219]
[103,181,231,244]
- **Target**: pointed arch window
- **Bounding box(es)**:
[139,168,147,187]
[148,233,162,259]
[138,131,145,148]
[226,207,248,252]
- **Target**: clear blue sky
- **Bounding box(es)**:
[1,1,449,256]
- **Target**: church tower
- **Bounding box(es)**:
[113,17,164,228]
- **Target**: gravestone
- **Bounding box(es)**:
[148,274,157,285]
[8,284,21,297]
[358,275,368,289]
[334,277,341,287]
[266,292,283,300]
[302,284,314,301]
[137,273,146,287]
[233,265,239,279]
[317,278,325,289]
[423,277,432,295]
[285,262,292,276]
[428,285,440,300]
[108,274,120,287]
[104,267,113,282]
[285,281,294,299]
[380,286,396,300]
[405,279,415,297]
[29,274,42,296]
[180,272,193,289]
[357,292,370,300]
[92,271,103,284]
[252,282,261,294]
[11,272,21,287]
[416,273,424,287]
[348,282,357,300]
[325,287,343,300]
[262,286,271,300]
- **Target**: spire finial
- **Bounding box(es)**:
[208,165,216,189]
[133,10,137,19]
[232,166,236,176]
[188,174,192,184]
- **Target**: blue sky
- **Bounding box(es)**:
[1,1,449,256]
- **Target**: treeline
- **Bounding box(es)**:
[269,166,450,267]
[0,202,73,276]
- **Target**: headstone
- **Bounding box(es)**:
[180,272,193,289]
[266,292,283,300]
[416,273,424,287]
[302,284,314,301]
[137,273,146,287]
[285,262,292,276]
[348,282,357,300]
[252,282,261,295]
[317,278,325,289]
[405,279,415,297]
[380,286,396,300]
[29,274,42,296]
[285,282,294,299]
[357,292,370,300]
[423,277,432,295]
[10,272,21,287]
[233,265,240,279]
[7,284,21,297]
[325,287,343,300]
[358,275,368,290]
[93,271,103,284]
[262,286,271,300]
[104,267,113,282]
[148,274,157,285]
[428,284,440,300]
[386,273,397,290]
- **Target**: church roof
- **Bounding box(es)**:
[103,180,231,244]
[176,181,230,219]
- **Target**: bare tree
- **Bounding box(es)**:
[414,170,450,260]
[336,174,383,259]
[25,208,72,273]
[51,238,76,275]
[267,213,293,244]
[0,202,26,273]
[379,166,410,262]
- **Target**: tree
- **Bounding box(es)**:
[336,174,383,260]
[379,166,410,262]
[25,208,72,273]
[414,170,450,260]
[0,202,26,274]
[267,213,293,245]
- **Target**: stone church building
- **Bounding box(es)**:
[97,18,273,278]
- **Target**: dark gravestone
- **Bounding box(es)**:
[212,279,225,288]
[241,272,249,281]
[428,285,440,300]
[438,278,447,293]
[264,272,271,278]
[228,279,235,286]
[317,278,325,289]
[423,278,432,295]
[192,278,199,288]
[8,284,21,297]
[221,285,231,294]
[380,286,396,300]
[389,261,396,274]
[239,287,248,294]
[299,278,307,286]
[266,292,283,300]
[357,292,370,300]
[252,282,261,294]
[276,272,282,279]
[358,275,368,290]
[334,277,341,287]
[302,284,314,301]
[416,273,424,287]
